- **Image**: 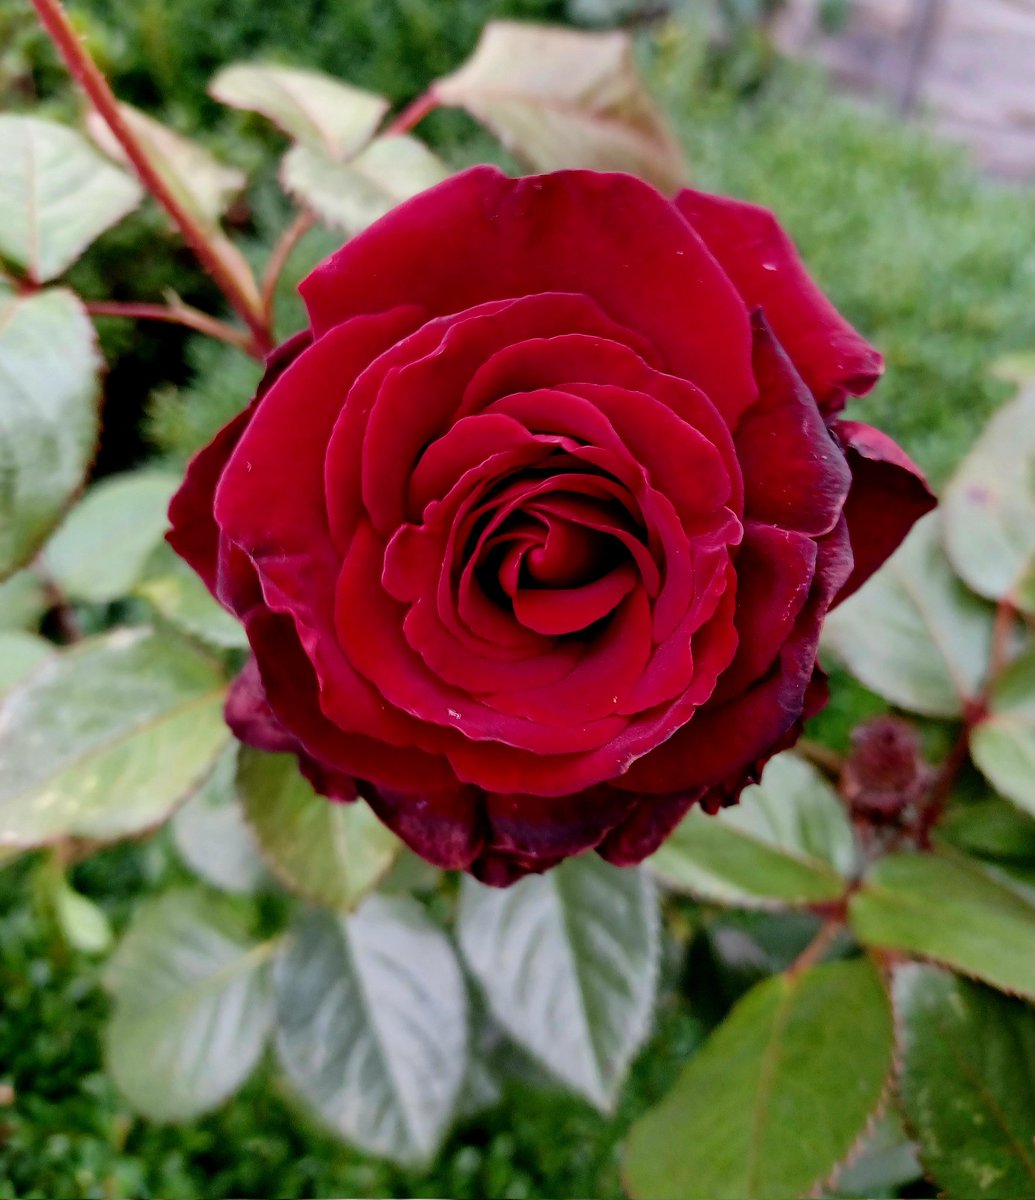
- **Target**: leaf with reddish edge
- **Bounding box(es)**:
[623,959,894,1200]
[894,963,1035,1199]
[849,851,1035,1000]
[432,22,686,193]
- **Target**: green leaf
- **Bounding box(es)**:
[274,900,468,1165]
[49,873,113,955]
[624,958,893,1200]
[823,513,994,717]
[0,627,229,849]
[0,568,48,632]
[433,21,686,192]
[105,890,275,1121]
[43,471,179,603]
[972,649,1035,818]
[939,798,1035,862]
[943,385,1035,612]
[237,749,399,910]
[457,855,659,1110]
[649,752,856,909]
[281,136,449,233]
[0,631,52,694]
[0,286,101,581]
[0,115,142,282]
[849,851,1035,999]
[136,541,248,649]
[894,964,1035,1199]
[172,744,267,894]
[87,105,243,225]
[210,63,388,159]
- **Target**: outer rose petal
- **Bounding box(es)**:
[166,330,312,590]
[832,419,936,603]
[675,189,883,412]
[302,167,758,423]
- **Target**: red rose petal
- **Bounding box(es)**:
[832,419,936,603]
[676,188,882,412]
[302,167,756,420]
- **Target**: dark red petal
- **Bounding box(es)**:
[362,783,485,870]
[596,790,705,866]
[225,656,299,754]
[832,420,936,604]
[483,787,635,860]
[302,167,757,422]
[712,521,817,702]
[245,607,459,791]
[619,518,852,795]
[675,189,882,412]
[166,330,313,591]
[736,313,852,537]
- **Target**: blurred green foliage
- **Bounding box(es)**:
[0,845,704,1200]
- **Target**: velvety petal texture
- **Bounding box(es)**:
[168,166,932,885]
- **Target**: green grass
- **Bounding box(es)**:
[656,51,1035,486]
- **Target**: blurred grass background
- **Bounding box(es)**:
[2,0,1034,1196]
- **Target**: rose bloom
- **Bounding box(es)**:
[169,167,933,885]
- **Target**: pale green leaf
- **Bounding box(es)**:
[50,874,113,954]
[87,104,243,224]
[433,21,686,192]
[849,851,1035,1000]
[172,744,267,894]
[938,797,1035,862]
[828,1112,922,1199]
[105,890,275,1121]
[0,569,48,632]
[943,386,1035,612]
[274,899,468,1165]
[894,964,1035,1199]
[823,513,994,717]
[457,855,659,1110]
[624,959,893,1200]
[210,63,388,159]
[972,650,1035,818]
[43,470,179,603]
[0,115,142,282]
[238,749,400,910]
[0,631,52,694]
[281,135,449,233]
[649,752,856,909]
[0,627,229,848]
[0,287,101,580]
[136,541,248,650]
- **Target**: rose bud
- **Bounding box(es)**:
[168,167,934,885]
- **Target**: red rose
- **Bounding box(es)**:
[169,167,933,885]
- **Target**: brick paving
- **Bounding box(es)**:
[775,0,1035,179]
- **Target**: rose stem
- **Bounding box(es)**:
[383,90,439,137]
[260,209,316,330]
[84,300,255,353]
[30,0,272,355]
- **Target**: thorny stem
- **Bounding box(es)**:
[260,209,316,328]
[30,0,271,353]
[384,90,439,137]
[84,300,256,354]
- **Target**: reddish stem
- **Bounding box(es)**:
[30,0,270,352]
[85,300,256,354]
[788,918,843,977]
[987,593,1018,689]
[260,209,316,328]
[383,90,439,137]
